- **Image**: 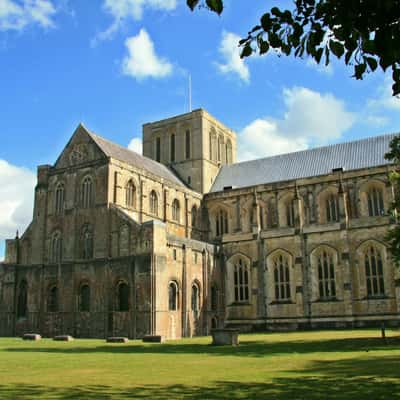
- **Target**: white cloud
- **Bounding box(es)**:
[0,160,35,245]
[128,137,143,154]
[368,76,400,111]
[217,31,250,83]
[0,0,56,31]
[122,29,173,80]
[94,0,177,43]
[238,87,355,161]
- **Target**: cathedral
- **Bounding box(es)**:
[0,108,399,339]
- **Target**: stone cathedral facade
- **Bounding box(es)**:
[1,109,399,339]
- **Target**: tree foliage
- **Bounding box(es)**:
[187,0,400,95]
[385,137,400,265]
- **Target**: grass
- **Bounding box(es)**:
[0,329,399,399]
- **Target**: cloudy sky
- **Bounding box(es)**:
[0,0,399,259]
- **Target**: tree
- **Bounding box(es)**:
[187,0,400,95]
[385,137,400,265]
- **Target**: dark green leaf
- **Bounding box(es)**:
[240,44,252,58]
[345,49,353,65]
[260,13,272,31]
[354,63,367,79]
[314,47,323,64]
[393,82,400,96]
[365,57,378,72]
[259,40,270,55]
[329,40,344,59]
[186,0,200,11]
[205,0,223,14]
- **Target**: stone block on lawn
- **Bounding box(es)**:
[142,335,165,343]
[22,333,41,341]
[53,335,74,342]
[106,337,129,343]
[211,329,239,346]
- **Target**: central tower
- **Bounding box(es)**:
[142,108,237,193]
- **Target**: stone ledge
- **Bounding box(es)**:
[106,337,129,343]
[22,333,41,341]
[142,335,165,343]
[211,329,239,346]
[53,335,74,341]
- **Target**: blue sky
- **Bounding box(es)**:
[0,0,399,259]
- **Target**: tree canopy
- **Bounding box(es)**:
[187,0,400,95]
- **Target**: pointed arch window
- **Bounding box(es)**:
[169,281,178,310]
[365,246,385,297]
[317,250,336,299]
[367,187,384,216]
[216,209,228,236]
[172,199,180,222]
[47,286,59,312]
[117,282,129,311]
[211,285,218,311]
[234,258,249,302]
[286,199,295,227]
[226,139,232,164]
[55,183,65,214]
[81,176,93,208]
[82,225,93,259]
[78,284,90,312]
[17,280,28,318]
[185,130,191,160]
[217,136,223,162]
[170,134,176,162]
[51,231,62,263]
[326,194,339,222]
[191,283,200,314]
[150,190,158,216]
[191,205,197,228]
[273,254,291,301]
[155,137,161,162]
[126,180,136,208]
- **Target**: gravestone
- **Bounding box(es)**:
[53,335,74,341]
[211,329,239,346]
[106,337,129,343]
[22,333,41,341]
[142,335,165,343]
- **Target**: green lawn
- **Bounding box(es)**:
[0,329,399,399]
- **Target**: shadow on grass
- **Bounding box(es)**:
[3,336,400,357]
[0,360,399,400]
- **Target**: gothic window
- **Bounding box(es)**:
[234,258,249,302]
[259,206,264,230]
[211,317,217,329]
[47,285,59,312]
[126,180,136,208]
[17,280,28,318]
[156,137,161,162]
[317,250,336,299]
[211,285,218,311]
[82,225,93,259]
[217,136,223,162]
[326,194,339,223]
[191,283,200,314]
[169,281,178,310]
[273,254,291,301]
[79,284,90,312]
[191,205,197,228]
[365,246,385,297]
[55,183,65,214]
[170,134,176,162]
[210,131,216,161]
[51,231,62,263]
[226,139,232,164]
[185,130,191,160]
[172,199,180,222]
[286,199,295,227]
[81,176,93,208]
[150,190,158,216]
[117,282,129,311]
[216,209,228,236]
[367,187,384,216]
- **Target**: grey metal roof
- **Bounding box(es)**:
[210,133,397,192]
[86,129,185,187]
